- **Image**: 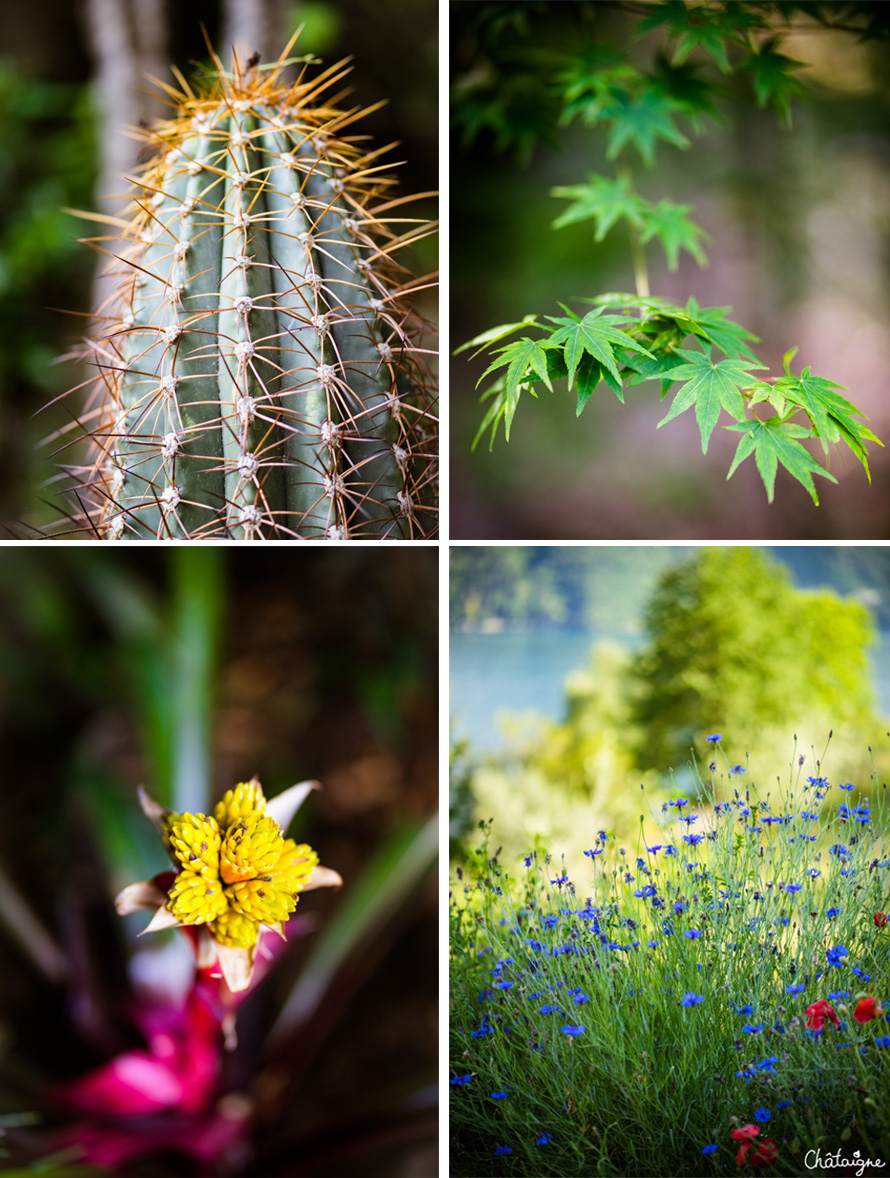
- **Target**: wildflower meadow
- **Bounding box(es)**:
[450,735,890,1176]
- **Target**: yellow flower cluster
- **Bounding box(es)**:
[163,782,318,948]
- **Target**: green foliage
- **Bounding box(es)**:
[0,66,97,526]
[451,743,890,1176]
[456,0,884,505]
[629,547,877,771]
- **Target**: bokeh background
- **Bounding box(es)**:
[0,0,437,536]
[0,547,437,1177]
[450,545,890,881]
[451,1,890,539]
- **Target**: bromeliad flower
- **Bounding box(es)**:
[116,778,342,991]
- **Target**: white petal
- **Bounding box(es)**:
[115,879,169,915]
[138,786,171,834]
[195,926,217,968]
[300,864,343,892]
[140,905,187,935]
[216,942,255,992]
[265,779,319,834]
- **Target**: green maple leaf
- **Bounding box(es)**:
[725,417,837,505]
[652,56,726,134]
[575,353,625,416]
[773,368,861,448]
[603,87,691,165]
[551,173,649,238]
[683,297,761,361]
[454,315,540,358]
[472,336,559,446]
[476,336,556,394]
[638,199,709,269]
[657,347,765,452]
[774,367,882,477]
[547,307,654,387]
[623,348,689,398]
[741,38,805,128]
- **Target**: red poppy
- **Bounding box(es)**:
[731,1124,761,1166]
[750,1139,778,1165]
[805,999,840,1031]
[853,996,884,1024]
[875,912,887,928]
[731,1125,760,1142]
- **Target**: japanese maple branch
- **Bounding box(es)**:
[617,159,650,298]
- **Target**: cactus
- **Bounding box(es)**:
[63,38,437,540]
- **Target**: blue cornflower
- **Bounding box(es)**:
[684,929,703,940]
[536,1134,552,1146]
[597,830,609,841]
[494,1145,512,1155]
[851,964,872,980]
[876,1036,890,1048]
[679,814,699,825]
[540,1004,561,1014]
[776,1101,791,1110]
[755,1108,771,1123]
[735,1004,753,1016]
[562,1025,585,1036]
[839,782,855,791]
[684,833,704,847]
[827,945,848,966]
[828,990,851,1001]
[496,981,514,990]
[635,885,658,898]
[829,844,849,858]
[450,1074,472,1086]
[702,1143,718,1154]
[584,848,603,859]
[524,854,534,867]
[573,992,590,1004]
[668,798,689,809]
[663,846,678,857]
[706,734,722,743]
[784,883,802,894]
[645,845,663,854]
[786,983,806,994]
[491,1091,508,1100]
[742,1023,764,1034]
[729,764,746,775]
[680,992,705,1006]
[825,907,839,920]
[807,776,829,788]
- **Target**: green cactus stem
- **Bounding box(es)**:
[64,37,437,540]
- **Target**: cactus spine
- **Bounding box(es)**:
[70,39,436,540]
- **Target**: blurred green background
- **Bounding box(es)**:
[0,547,437,1176]
[451,1,890,539]
[0,0,437,537]
[450,545,890,880]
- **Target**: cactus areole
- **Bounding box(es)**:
[70,40,437,540]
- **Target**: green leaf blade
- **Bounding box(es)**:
[725,418,837,504]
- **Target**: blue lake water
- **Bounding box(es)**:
[450,629,890,753]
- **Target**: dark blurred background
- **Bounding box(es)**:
[451,1,890,539]
[0,547,437,1176]
[0,0,437,536]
